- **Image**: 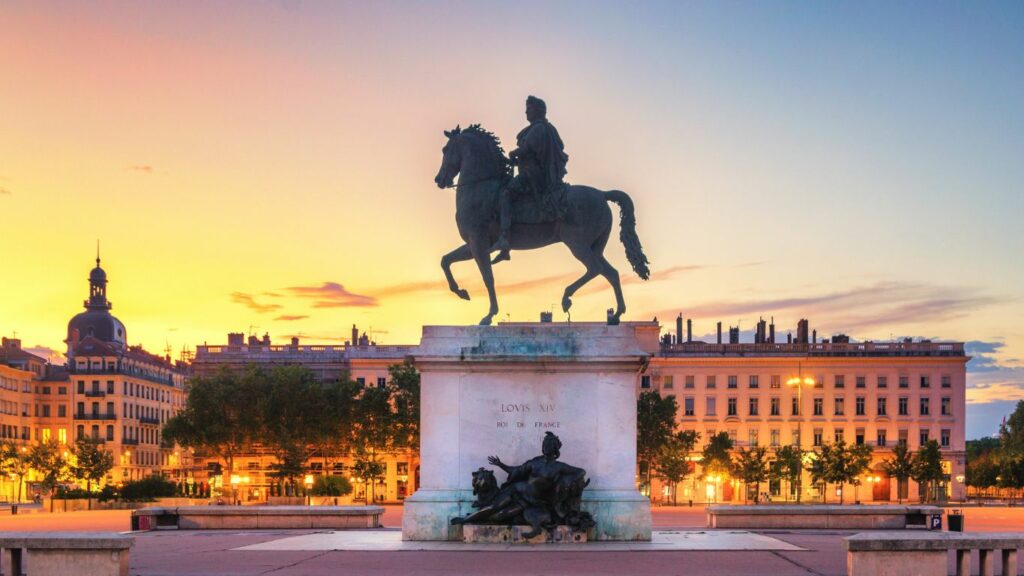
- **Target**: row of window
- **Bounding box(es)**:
[646,374,955,390]
[0,375,31,392]
[355,376,389,388]
[0,424,30,440]
[681,395,954,418]
[700,426,953,449]
[75,379,180,405]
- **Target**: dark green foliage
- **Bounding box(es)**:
[654,430,700,505]
[637,391,680,493]
[732,446,769,503]
[310,475,353,497]
[771,445,804,502]
[881,443,915,503]
[120,475,178,501]
[912,440,945,502]
[701,432,734,477]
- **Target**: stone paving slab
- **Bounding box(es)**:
[233,528,804,552]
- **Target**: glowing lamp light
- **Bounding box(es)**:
[303,474,314,488]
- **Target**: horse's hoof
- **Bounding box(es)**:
[562,297,572,312]
[479,316,493,326]
[456,289,470,301]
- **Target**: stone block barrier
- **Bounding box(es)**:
[707,504,943,530]
[131,505,384,531]
[845,532,1024,576]
[0,532,133,576]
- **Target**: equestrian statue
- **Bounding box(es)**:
[434,95,650,325]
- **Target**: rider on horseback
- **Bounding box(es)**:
[491,95,569,263]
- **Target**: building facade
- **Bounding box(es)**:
[642,318,968,504]
[190,329,418,503]
[63,255,191,483]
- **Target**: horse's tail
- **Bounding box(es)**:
[604,190,650,280]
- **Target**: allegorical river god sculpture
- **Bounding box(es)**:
[434,95,650,326]
[450,432,596,538]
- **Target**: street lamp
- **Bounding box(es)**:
[788,369,815,500]
[304,474,314,506]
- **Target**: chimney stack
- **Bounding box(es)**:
[729,326,740,344]
[796,319,809,344]
[676,314,683,345]
[812,329,818,344]
[769,317,775,344]
[755,317,767,344]
[716,322,722,344]
[540,311,553,323]
[787,333,792,344]
[686,319,692,343]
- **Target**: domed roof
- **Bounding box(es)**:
[67,309,127,348]
[89,264,107,284]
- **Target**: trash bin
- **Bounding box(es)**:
[948,509,964,532]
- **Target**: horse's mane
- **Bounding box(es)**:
[460,124,512,178]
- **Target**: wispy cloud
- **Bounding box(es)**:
[230,292,283,313]
[371,264,706,300]
[967,373,1024,404]
[128,165,154,173]
[285,282,378,308]
[647,282,1003,334]
[274,314,309,321]
[0,187,11,196]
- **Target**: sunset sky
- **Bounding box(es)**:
[2,2,1022,438]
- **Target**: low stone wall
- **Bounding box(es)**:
[0,532,133,576]
[845,532,1024,576]
[132,505,384,531]
[707,504,943,529]
[47,497,209,513]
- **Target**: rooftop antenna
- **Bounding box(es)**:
[96,239,101,266]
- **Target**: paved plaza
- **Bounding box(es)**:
[3,505,1024,575]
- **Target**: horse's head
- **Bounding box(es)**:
[435,125,463,189]
[435,124,509,189]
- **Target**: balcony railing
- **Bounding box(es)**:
[84,390,106,398]
[660,340,965,358]
[139,416,161,425]
[74,412,117,420]
[122,438,139,446]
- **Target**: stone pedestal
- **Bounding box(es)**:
[462,525,587,544]
[401,322,656,541]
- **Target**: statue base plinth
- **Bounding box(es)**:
[461,524,587,544]
[402,323,657,542]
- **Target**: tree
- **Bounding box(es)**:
[0,442,32,503]
[654,430,700,505]
[352,458,386,504]
[70,437,114,510]
[637,391,679,496]
[701,432,734,502]
[912,440,945,503]
[259,366,331,493]
[881,443,915,503]
[807,442,850,503]
[29,440,70,512]
[846,443,874,503]
[732,446,769,504]
[163,366,261,502]
[771,445,804,502]
[310,475,353,497]
[388,361,421,453]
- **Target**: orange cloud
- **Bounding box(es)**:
[285,282,378,308]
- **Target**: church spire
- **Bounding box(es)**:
[86,246,111,311]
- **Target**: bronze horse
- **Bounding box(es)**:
[434,125,650,325]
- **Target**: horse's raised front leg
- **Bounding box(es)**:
[470,238,499,325]
[441,244,473,301]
